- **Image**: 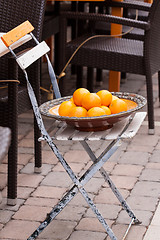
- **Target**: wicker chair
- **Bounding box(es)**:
[59,0,159,135]
[0,0,46,205]
[93,1,151,83]
[43,1,72,73]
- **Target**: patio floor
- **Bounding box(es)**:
[0,66,160,240]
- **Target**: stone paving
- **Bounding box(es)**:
[0,68,160,240]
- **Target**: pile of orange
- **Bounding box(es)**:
[58,88,127,117]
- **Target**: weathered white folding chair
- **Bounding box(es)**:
[1,21,147,240]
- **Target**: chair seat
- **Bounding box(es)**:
[122,25,144,40]
[95,21,144,40]
[66,36,144,74]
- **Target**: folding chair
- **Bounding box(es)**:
[1,21,147,240]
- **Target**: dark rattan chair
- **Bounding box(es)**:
[59,0,158,135]
[59,1,151,92]
[0,0,46,205]
[93,1,151,83]
[43,1,72,73]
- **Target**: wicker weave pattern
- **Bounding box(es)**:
[66,36,144,74]
[0,0,46,202]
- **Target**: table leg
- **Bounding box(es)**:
[109,0,123,92]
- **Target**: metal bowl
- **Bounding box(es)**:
[39,92,147,131]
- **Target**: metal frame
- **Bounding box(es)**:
[25,103,141,240]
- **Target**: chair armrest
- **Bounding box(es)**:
[60,11,150,30]
[0,80,20,84]
[109,0,151,12]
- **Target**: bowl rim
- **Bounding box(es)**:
[39,92,147,122]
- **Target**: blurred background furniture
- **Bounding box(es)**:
[92,0,151,84]
[59,0,159,134]
[59,0,152,90]
[0,0,46,205]
[43,1,72,71]
[0,126,11,203]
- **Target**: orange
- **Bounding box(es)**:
[58,100,76,117]
[87,107,106,117]
[109,98,127,114]
[81,92,101,110]
[69,106,87,117]
[111,95,119,102]
[96,90,112,106]
[101,106,111,115]
[73,88,90,106]
[70,97,74,103]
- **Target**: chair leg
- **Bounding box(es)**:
[96,68,103,87]
[146,73,155,134]
[87,67,94,92]
[30,61,42,173]
[76,66,83,89]
[7,59,18,205]
[121,72,127,81]
[54,32,60,76]
[34,118,42,173]
[70,2,77,75]
[96,4,105,87]
[158,71,160,106]
[54,2,60,75]
[7,83,18,206]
